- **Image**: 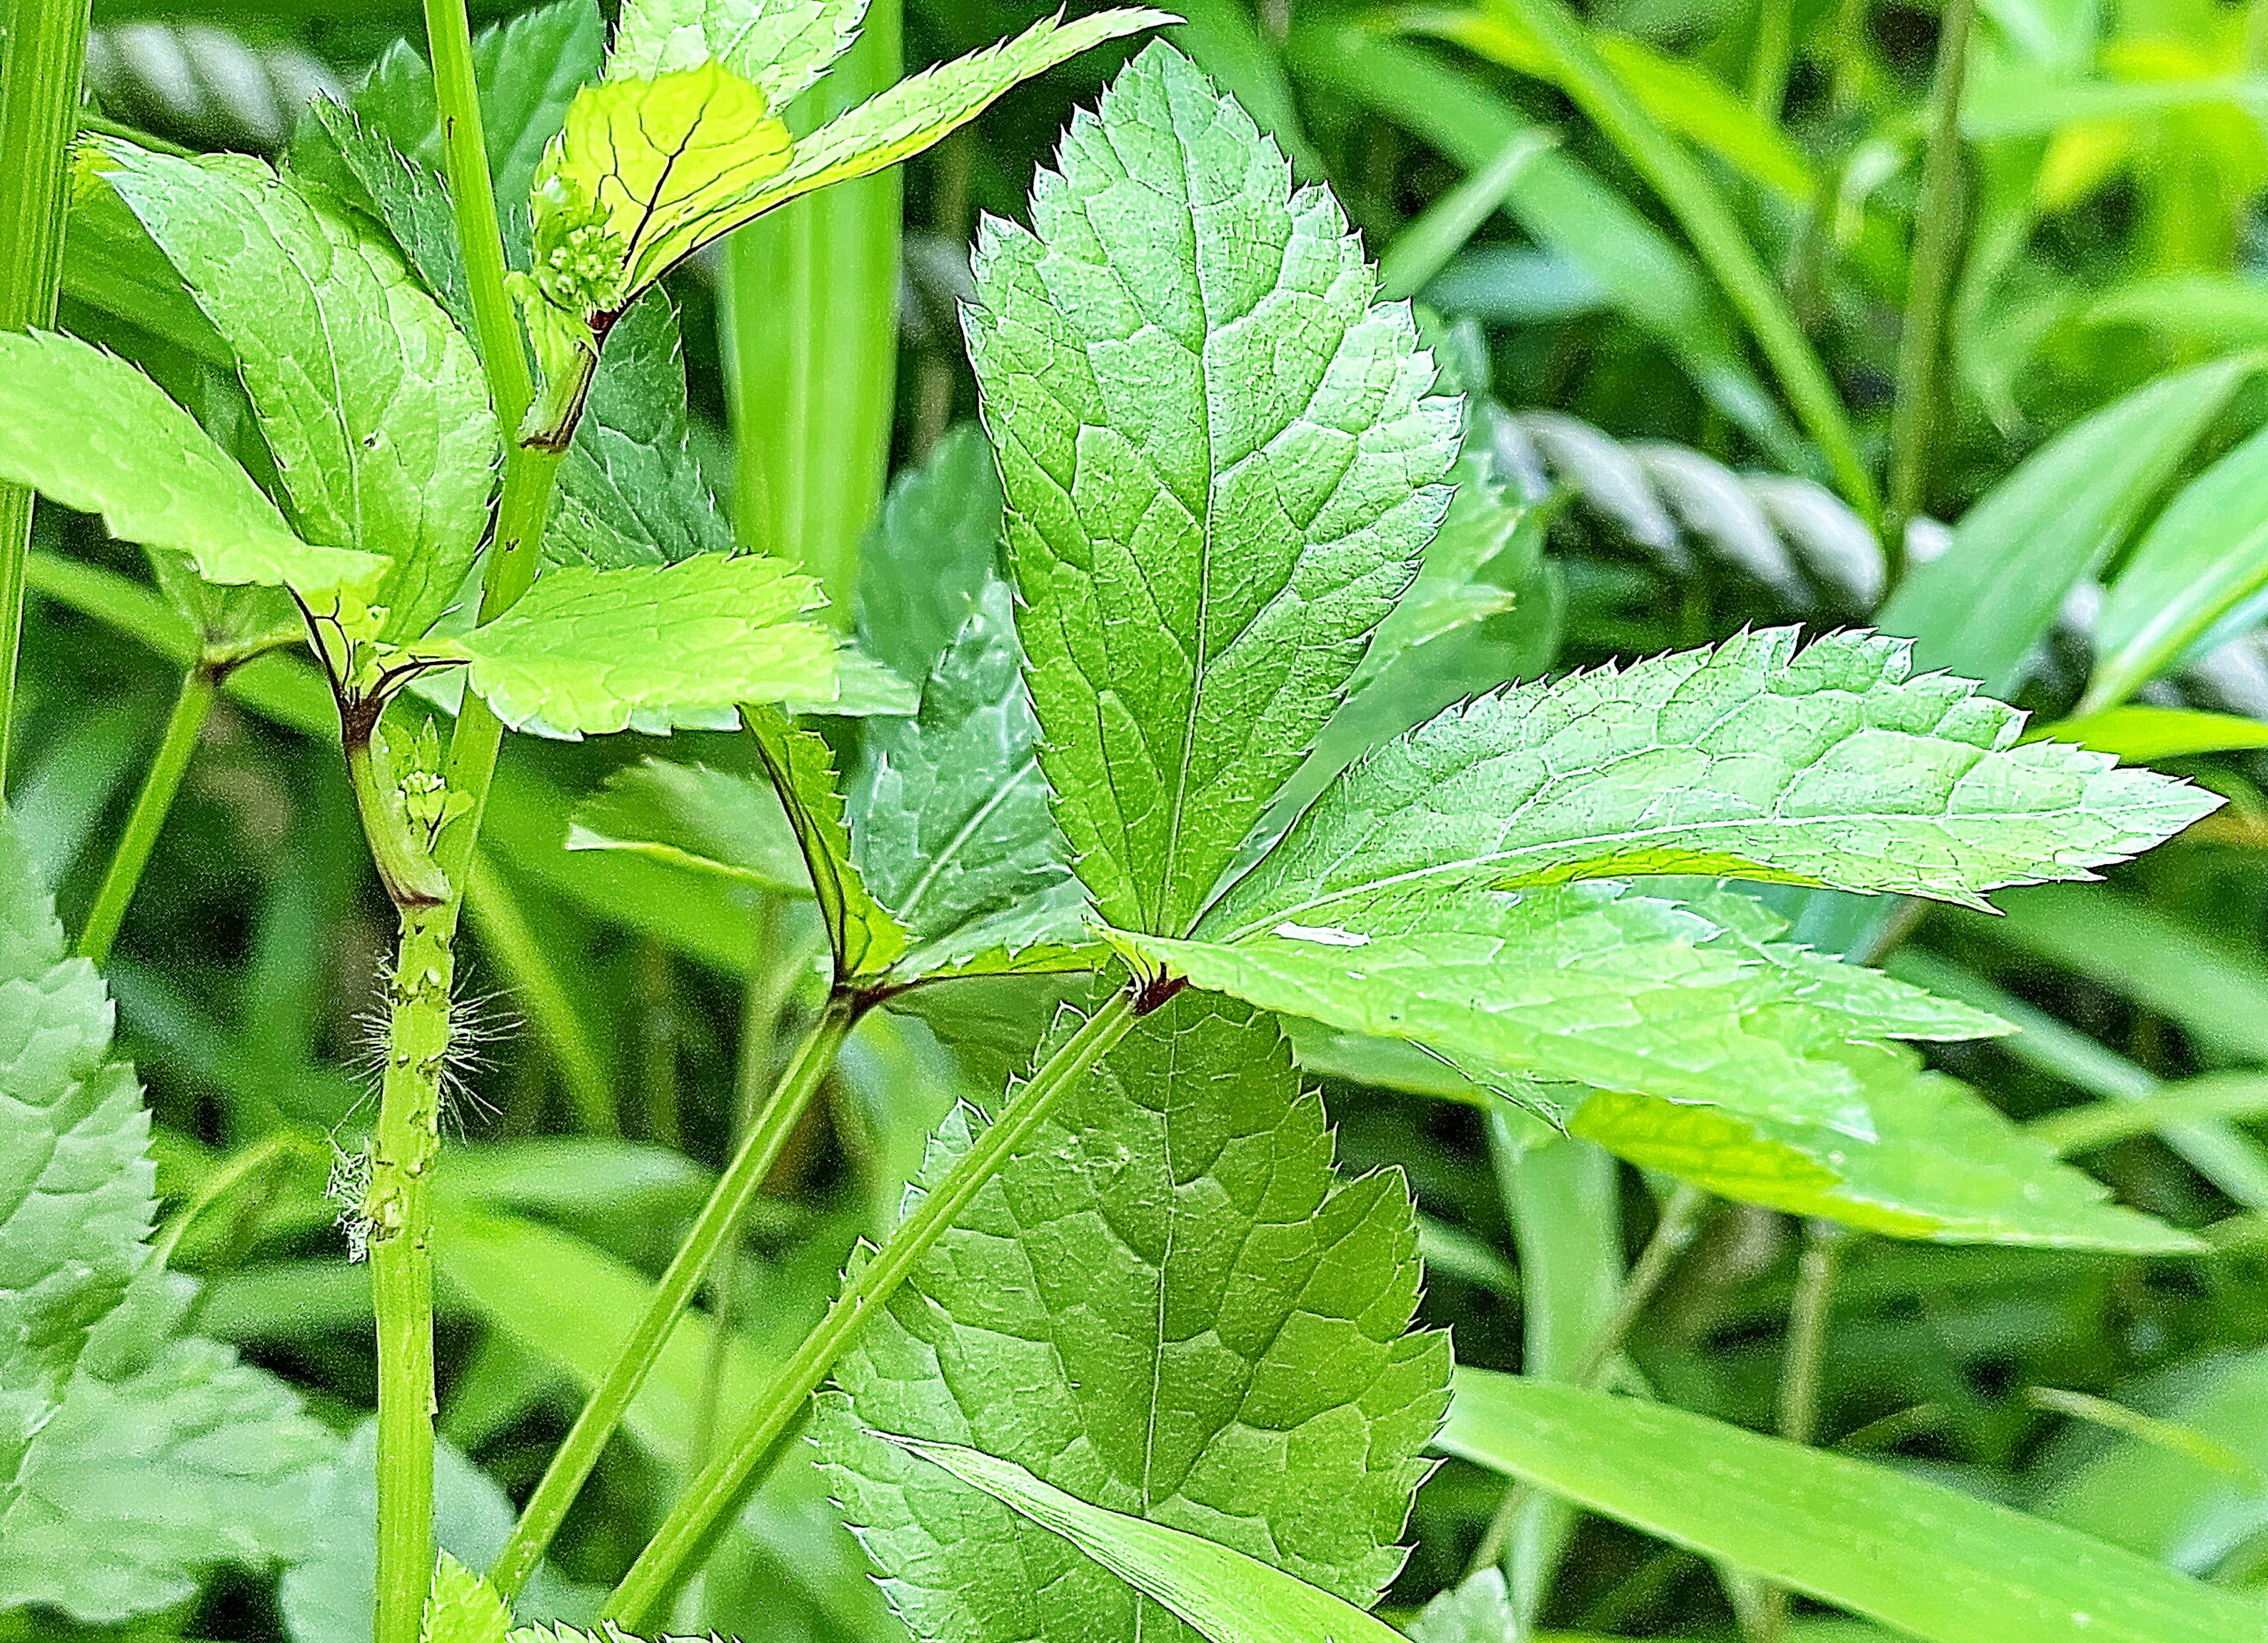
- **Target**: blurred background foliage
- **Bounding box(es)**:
[21,0,2268,1637]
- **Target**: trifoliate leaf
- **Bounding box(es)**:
[568,758,811,896]
[821,993,1447,1643]
[1568,1041,2199,1252]
[445,555,837,736]
[873,1437,1409,1643]
[0,819,154,1520]
[742,703,912,981]
[0,1275,337,1622]
[0,331,382,598]
[849,580,1093,980]
[103,144,499,640]
[609,0,867,110]
[973,42,1458,938]
[423,1553,510,1643]
[853,422,1004,688]
[1210,627,2224,938]
[1123,885,1896,1135]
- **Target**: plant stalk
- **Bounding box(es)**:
[0,0,96,792]
[75,660,219,963]
[1879,0,1977,584]
[1756,1219,1853,1642]
[367,905,454,1643]
[602,987,1142,1628]
[488,993,859,1600]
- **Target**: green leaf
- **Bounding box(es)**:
[2033,705,2268,761]
[1440,1369,2263,1643]
[848,580,1093,980]
[975,42,1460,937]
[852,422,1004,689]
[424,1555,510,1643]
[821,992,1447,1642]
[609,0,866,110]
[1209,628,2220,938]
[742,702,912,980]
[287,102,733,572]
[567,757,811,896]
[0,1275,337,1623]
[2088,419,2268,711]
[104,144,500,640]
[1570,1036,2198,1251]
[0,331,382,597]
[1879,357,2257,696]
[874,1436,1410,1643]
[0,818,155,1519]
[445,555,837,737]
[1125,884,1917,1134]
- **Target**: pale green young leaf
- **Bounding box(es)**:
[1120,885,1885,1134]
[1570,1038,2196,1252]
[567,758,812,897]
[974,41,1459,938]
[0,331,382,597]
[1209,627,2221,940]
[875,1436,1409,1643]
[852,422,1004,688]
[821,993,1447,1643]
[1441,1369,2263,1643]
[530,62,794,319]
[742,703,913,981]
[849,580,1093,980]
[0,1276,337,1623]
[103,144,499,639]
[423,1555,509,1643]
[608,0,867,111]
[0,821,154,1521]
[446,556,837,737]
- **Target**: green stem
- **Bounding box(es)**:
[0,0,96,793]
[75,660,218,964]
[1879,0,1976,584]
[489,994,859,1600]
[368,905,454,1643]
[602,987,1142,1629]
[1756,1219,1853,1643]
[1746,0,1795,121]
[1469,1183,1710,1576]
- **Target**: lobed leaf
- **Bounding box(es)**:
[852,422,1005,689]
[1209,627,2221,938]
[822,992,1447,1643]
[567,758,811,897]
[423,1555,510,1643]
[446,555,837,737]
[0,331,382,597]
[608,0,868,111]
[0,1273,336,1622]
[974,41,1459,937]
[849,580,1093,981]
[0,822,153,1519]
[103,143,499,639]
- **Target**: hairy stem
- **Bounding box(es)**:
[1880,0,1976,583]
[488,994,859,1600]
[602,987,1142,1628]
[368,906,454,1643]
[75,661,219,963]
[0,0,95,790]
